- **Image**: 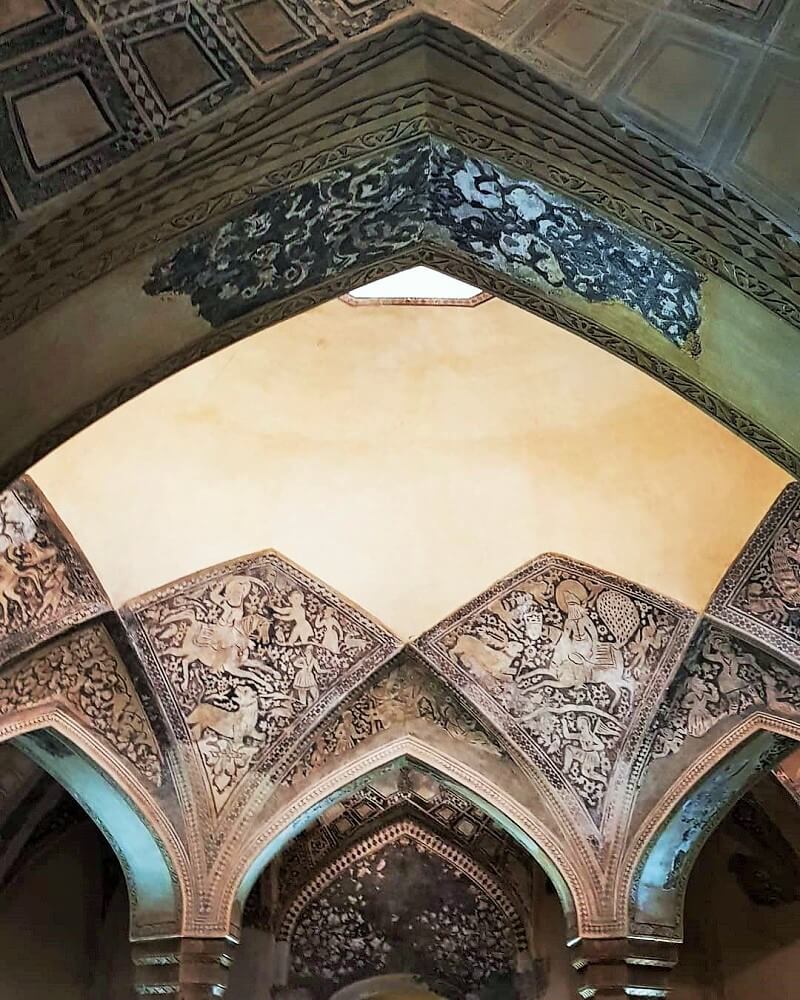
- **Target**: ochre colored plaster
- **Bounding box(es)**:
[30,297,787,636]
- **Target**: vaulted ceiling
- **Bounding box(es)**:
[28,295,788,634]
[0,0,798,240]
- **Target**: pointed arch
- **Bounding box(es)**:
[277,816,529,950]
[219,735,592,943]
[0,707,189,939]
[1,19,799,489]
[624,712,800,941]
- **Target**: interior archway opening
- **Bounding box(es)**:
[227,762,579,1000]
[0,743,133,1000]
[670,755,800,999]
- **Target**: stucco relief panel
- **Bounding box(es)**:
[651,622,800,760]
[0,478,108,663]
[417,556,695,827]
[128,553,400,811]
[144,139,702,349]
[0,623,161,785]
[283,658,508,787]
[710,483,800,661]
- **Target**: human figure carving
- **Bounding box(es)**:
[274,590,314,645]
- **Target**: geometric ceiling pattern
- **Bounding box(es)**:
[0,0,798,237]
[1,473,800,959]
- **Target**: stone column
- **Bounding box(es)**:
[571,938,678,998]
[132,937,236,998]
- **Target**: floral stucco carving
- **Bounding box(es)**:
[416,556,695,827]
[709,484,800,662]
[145,140,702,350]
[0,623,161,785]
[0,478,108,663]
[127,553,401,812]
[282,658,508,788]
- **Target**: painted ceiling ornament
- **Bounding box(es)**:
[709,483,800,661]
[0,624,161,785]
[144,138,702,351]
[416,555,694,827]
[277,765,533,923]
[283,658,508,787]
[0,477,108,663]
[651,623,800,760]
[127,552,400,811]
[286,833,520,1000]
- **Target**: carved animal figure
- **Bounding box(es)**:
[0,548,43,626]
[187,685,260,742]
[526,584,637,711]
[161,612,264,688]
[771,532,800,605]
[451,628,523,681]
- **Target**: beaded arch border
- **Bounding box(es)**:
[276,817,529,951]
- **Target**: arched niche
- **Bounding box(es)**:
[0,710,186,940]
[276,817,529,949]
[277,818,530,999]
[1,19,799,488]
[627,717,800,941]
[223,736,586,944]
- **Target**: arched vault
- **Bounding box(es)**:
[0,19,799,488]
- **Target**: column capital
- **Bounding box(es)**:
[571,937,679,998]
[132,936,236,998]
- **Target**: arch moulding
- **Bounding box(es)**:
[276,817,529,951]
[0,18,799,487]
[217,735,597,943]
[623,711,800,941]
[0,706,191,939]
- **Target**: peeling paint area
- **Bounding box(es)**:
[145,139,702,348]
[428,141,702,348]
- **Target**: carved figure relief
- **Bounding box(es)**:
[0,480,107,662]
[130,554,398,810]
[652,624,800,759]
[285,659,506,786]
[287,835,519,1000]
[418,557,693,824]
[711,485,800,660]
[0,625,161,784]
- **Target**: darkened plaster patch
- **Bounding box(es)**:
[427,141,702,348]
[145,138,702,348]
[289,840,517,999]
[144,142,430,327]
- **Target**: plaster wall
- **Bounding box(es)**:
[0,821,131,1000]
[673,821,800,1000]
[31,297,787,636]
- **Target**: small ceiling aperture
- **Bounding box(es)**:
[343,267,490,307]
